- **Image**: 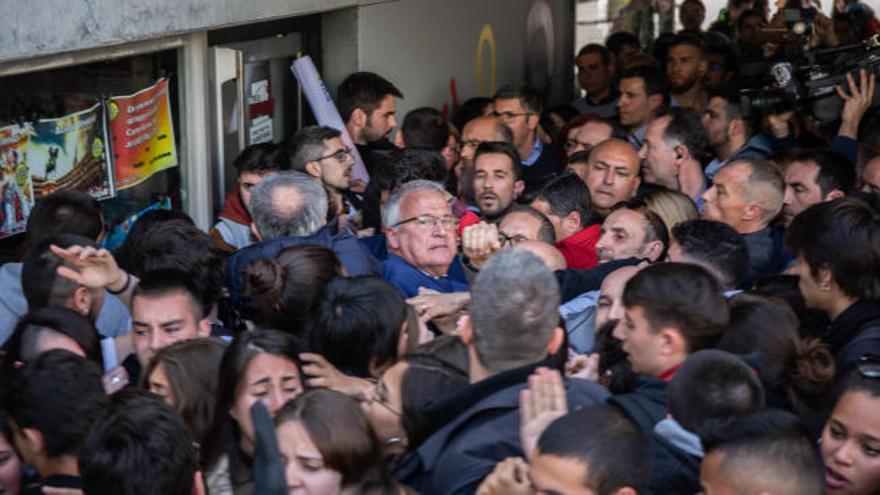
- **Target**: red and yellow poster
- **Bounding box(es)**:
[108,78,179,190]
[0,125,35,238]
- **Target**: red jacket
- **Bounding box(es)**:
[557,224,601,270]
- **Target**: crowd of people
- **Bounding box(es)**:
[2,0,880,493]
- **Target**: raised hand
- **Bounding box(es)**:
[462,222,502,270]
[837,68,876,139]
[299,352,372,398]
[520,367,568,460]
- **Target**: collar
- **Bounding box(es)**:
[658,363,682,382]
[422,356,554,430]
[824,300,880,352]
[386,253,449,280]
[522,137,543,166]
[558,224,601,247]
[557,224,601,269]
[586,88,619,106]
[218,189,252,225]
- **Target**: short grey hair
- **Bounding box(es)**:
[249,171,328,240]
[725,158,784,224]
[469,249,561,374]
[382,180,447,228]
[287,126,342,172]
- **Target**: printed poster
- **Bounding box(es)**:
[108,78,179,191]
[27,103,114,200]
[0,124,36,238]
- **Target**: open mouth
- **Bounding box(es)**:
[825,467,849,489]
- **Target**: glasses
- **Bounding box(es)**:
[461,139,481,150]
[858,354,880,378]
[315,147,352,164]
[362,384,401,416]
[498,232,529,246]
[393,214,458,230]
[491,111,534,122]
[564,139,594,152]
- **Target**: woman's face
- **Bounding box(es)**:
[361,361,407,456]
[230,353,303,454]
[441,135,460,171]
[0,430,22,495]
[821,390,880,495]
[277,420,343,495]
[147,363,175,407]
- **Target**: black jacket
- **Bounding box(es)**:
[393,359,609,494]
[608,374,670,435]
[824,300,880,381]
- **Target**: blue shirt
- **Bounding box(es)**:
[382,253,468,298]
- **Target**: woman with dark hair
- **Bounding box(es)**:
[820,358,880,494]
[141,337,227,453]
[0,417,22,495]
[275,389,397,494]
[360,336,470,458]
[203,330,305,495]
[307,276,409,378]
[242,244,344,334]
[785,198,880,381]
[718,294,834,426]
[1,307,103,370]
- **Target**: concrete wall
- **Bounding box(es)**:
[0,0,355,64]
[355,0,575,120]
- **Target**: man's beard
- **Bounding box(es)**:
[670,74,699,94]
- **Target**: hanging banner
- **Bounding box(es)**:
[291,56,369,183]
[107,78,179,191]
[0,124,36,238]
[27,103,114,200]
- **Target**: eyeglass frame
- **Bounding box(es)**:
[491,110,535,122]
[313,146,353,164]
[498,232,529,246]
[564,138,595,152]
[391,214,459,230]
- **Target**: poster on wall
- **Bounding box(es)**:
[27,103,115,200]
[107,78,179,191]
[0,124,36,238]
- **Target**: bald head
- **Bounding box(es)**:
[514,241,567,271]
[585,139,642,218]
[461,115,514,162]
[701,158,783,233]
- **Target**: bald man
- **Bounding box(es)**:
[560,262,643,356]
[701,158,787,285]
[584,139,642,219]
[515,241,567,272]
[460,115,514,163]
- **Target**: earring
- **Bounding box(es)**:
[820,283,831,291]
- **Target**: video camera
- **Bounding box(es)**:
[738,35,880,124]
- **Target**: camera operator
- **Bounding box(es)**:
[765,68,875,166]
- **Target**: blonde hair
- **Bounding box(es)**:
[643,189,699,238]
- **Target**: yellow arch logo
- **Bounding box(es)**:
[476,24,497,97]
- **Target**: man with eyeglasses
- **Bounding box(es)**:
[493,84,562,191]
[287,125,356,218]
[564,116,616,159]
[382,180,467,298]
